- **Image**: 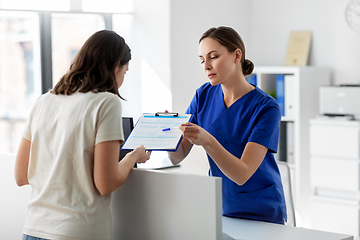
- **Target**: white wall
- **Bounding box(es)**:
[168,0,252,175]
[170,0,360,114]
[250,0,360,85]
[170,0,252,113]
[121,0,171,121]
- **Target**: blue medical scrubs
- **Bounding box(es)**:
[186,82,287,224]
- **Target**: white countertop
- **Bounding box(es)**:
[222,216,354,240]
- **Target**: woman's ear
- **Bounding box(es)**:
[234,49,242,63]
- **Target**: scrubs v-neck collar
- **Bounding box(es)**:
[219,84,256,110]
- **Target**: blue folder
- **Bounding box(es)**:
[276,74,285,116]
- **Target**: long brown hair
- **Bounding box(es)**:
[51,30,131,98]
[199,26,254,76]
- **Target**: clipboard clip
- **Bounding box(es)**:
[155,112,179,117]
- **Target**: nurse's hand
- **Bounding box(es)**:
[179,122,215,147]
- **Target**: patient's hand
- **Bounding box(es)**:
[132,145,151,163]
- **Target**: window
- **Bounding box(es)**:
[0,11,41,153]
[51,13,105,85]
[82,0,133,13]
[0,0,70,11]
[0,2,133,153]
[112,14,138,118]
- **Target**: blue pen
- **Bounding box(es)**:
[162,126,180,132]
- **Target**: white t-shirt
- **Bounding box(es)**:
[22,91,124,240]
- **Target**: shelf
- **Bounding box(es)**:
[252,66,331,228]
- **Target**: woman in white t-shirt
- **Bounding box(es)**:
[14,30,151,240]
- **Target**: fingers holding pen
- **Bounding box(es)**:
[179,122,197,131]
[179,122,207,146]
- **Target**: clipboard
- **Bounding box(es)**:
[121,112,191,151]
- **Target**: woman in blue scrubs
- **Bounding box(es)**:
[168,26,287,224]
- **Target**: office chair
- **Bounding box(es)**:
[277,161,296,227]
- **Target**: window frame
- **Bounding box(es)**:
[0,7,129,153]
[38,12,113,94]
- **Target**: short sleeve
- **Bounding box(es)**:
[22,95,41,142]
[95,96,124,145]
[248,103,281,153]
[185,90,200,125]
[23,119,31,141]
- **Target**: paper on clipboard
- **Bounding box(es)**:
[121,113,191,151]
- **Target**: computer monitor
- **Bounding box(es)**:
[119,117,135,167]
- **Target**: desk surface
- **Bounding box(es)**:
[222,216,354,240]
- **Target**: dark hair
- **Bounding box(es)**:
[51,30,131,99]
[199,26,254,76]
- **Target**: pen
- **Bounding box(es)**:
[162,126,180,131]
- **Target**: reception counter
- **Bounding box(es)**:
[111,168,353,240]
